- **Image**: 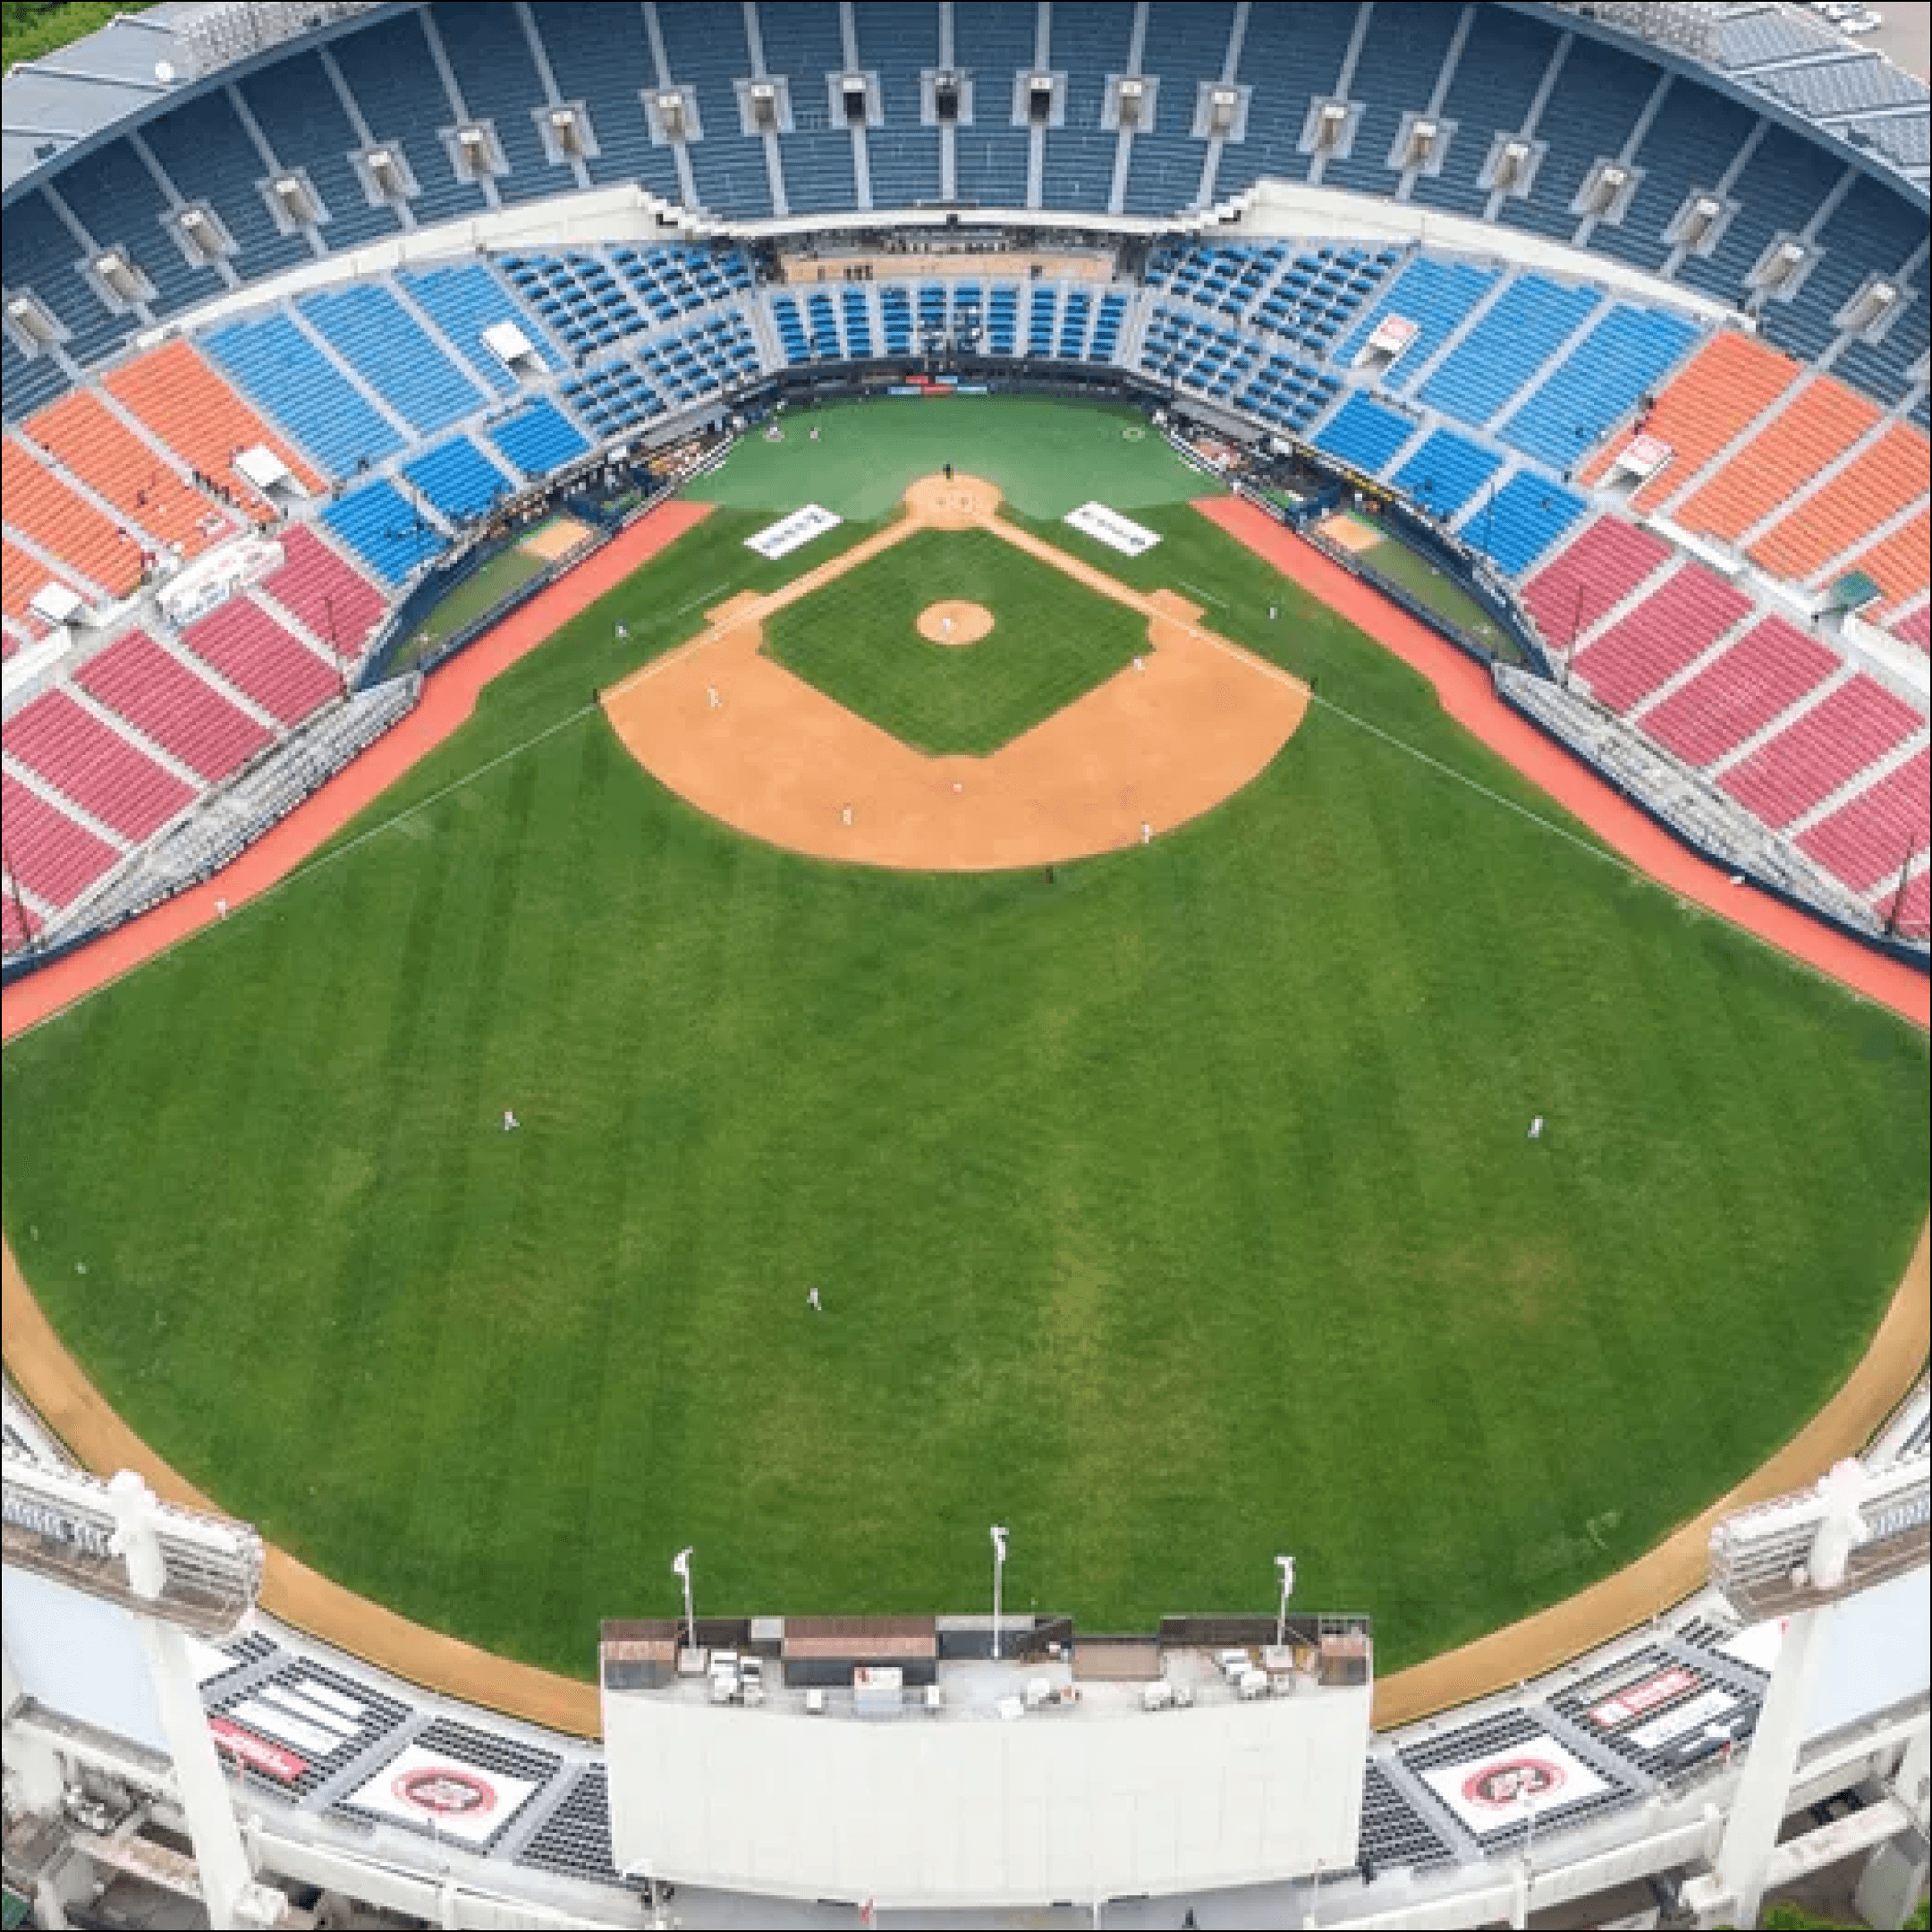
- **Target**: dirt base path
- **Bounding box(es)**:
[2,501,711,1044]
[602,475,1309,870]
[1197,496,1930,1032]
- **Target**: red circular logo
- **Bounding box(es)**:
[1462,1756,1566,1810]
[394,1765,497,1818]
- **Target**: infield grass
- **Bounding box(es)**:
[765,526,1146,756]
[4,405,1926,1683]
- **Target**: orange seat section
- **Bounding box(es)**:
[1749,422,1932,587]
[1847,506,1931,614]
[1583,333,1801,513]
[0,439,141,597]
[2,537,80,623]
[1677,377,1882,545]
[24,391,233,558]
[105,341,325,508]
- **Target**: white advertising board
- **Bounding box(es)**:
[1626,1687,1736,1755]
[1063,502,1161,555]
[1804,1567,1930,1741]
[745,504,842,559]
[344,1741,540,1845]
[1416,1733,1610,1837]
[606,1681,1371,1908]
[3,1562,168,1756]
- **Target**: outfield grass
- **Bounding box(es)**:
[690,395,1218,521]
[394,541,557,671]
[4,419,1926,1685]
[765,526,1147,755]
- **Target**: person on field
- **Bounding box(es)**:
[1528,1116,1544,1140]
[807,1287,822,1313]
[503,1108,520,1132]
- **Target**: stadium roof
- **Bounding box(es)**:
[2,0,1926,201]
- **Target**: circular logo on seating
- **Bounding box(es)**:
[395,1764,498,1818]
[1462,1756,1566,1810]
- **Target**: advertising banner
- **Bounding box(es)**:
[209,1716,307,1784]
[1417,1733,1611,1836]
[1626,1687,1736,1755]
[1063,503,1161,555]
[344,1742,540,1845]
[746,504,842,559]
[1587,1665,1699,1729]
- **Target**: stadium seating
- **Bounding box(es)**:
[1,771,124,910]
[1639,617,1840,769]
[1313,394,1419,475]
[1394,431,1503,520]
[1844,508,1931,616]
[1462,473,1588,577]
[1718,674,1923,826]
[1320,3,1465,203]
[1895,606,1931,655]
[1797,750,1930,894]
[953,2,1035,211]
[321,479,450,586]
[45,136,227,324]
[1521,516,1676,648]
[202,312,405,479]
[521,2,683,203]
[499,253,651,358]
[76,630,273,781]
[1123,0,1233,216]
[1501,305,1704,473]
[4,686,196,841]
[180,597,345,724]
[487,399,591,479]
[300,283,490,437]
[400,264,556,394]
[1,439,142,597]
[655,0,773,218]
[853,1,941,208]
[1572,563,1754,714]
[261,526,387,658]
[756,2,858,216]
[236,49,404,252]
[1406,5,1561,222]
[402,438,514,522]
[1748,425,1931,587]
[1342,258,1502,385]
[430,0,575,208]
[1419,276,1604,430]
[1044,0,1135,215]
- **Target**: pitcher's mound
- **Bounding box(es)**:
[918,600,994,647]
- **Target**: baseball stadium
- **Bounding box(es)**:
[1,3,1928,1928]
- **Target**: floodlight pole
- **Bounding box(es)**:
[673,1546,696,1651]
[990,1525,1009,1661]
[1275,1555,1296,1648]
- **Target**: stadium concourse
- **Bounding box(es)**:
[3,0,1930,1928]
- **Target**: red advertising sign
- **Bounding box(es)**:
[1588,1665,1698,1730]
[209,1715,307,1783]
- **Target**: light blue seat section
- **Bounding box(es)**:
[299,282,488,435]
[1419,276,1602,428]
[1340,258,1502,383]
[1394,430,1504,518]
[1461,473,1588,576]
[1503,306,1703,469]
[487,400,590,477]
[202,312,404,478]
[322,478,448,582]
[402,437,509,521]
[1312,394,1419,473]
[401,264,557,393]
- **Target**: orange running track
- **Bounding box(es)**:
[1196,496,1930,1032]
[2,499,712,1044]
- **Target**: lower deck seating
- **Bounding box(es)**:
[2,440,143,597]
[1717,674,1923,826]
[1748,424,1931,587]
[1797,749,1930,894]
[4,686,196,840]
[76,631,272,782]
[1677,377,1880,546]
[322,480,449,586]
[1313,394,1419,474]
[1639,617,1839,768]
[1521,516,1674,646]
[263,527,386,658]
[1573,563,1753,713]
[402,438,513,522]
[1465,474,1588,577]
[1,772,123,910]
[488,400,590,478]
[181,598,343,725]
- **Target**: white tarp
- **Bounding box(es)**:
[745,504,842,559]
[233,445,294,494]
[1804,1570,1931,1741]
[1416,1733,1611,1837]
[344,1741,540,1845]
[3,1563,168,1755]
[28,580,85,627]
[482,319,543,372]
[1063,502,1161,555]
[1721,1620,1786,1675]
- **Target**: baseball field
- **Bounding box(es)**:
[3,397,1926,1684]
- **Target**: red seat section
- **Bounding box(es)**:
[1797,750,1931,894]
[1521,516,1674,648]
[1749,423,1931,587]
[4,687,197,841]
[24,391,236,559]
[1,439,141,597]
[1718,674,1922,827]
[105,340,325,510]
[263,526,387,660]
[1880,869,1928,940]
[0,773,123,910]
[1894,606,1930,654]
[77,630,273,782]
[1639,617,1839,768]
[2,884,41,953]
[180,597,341,725]
[1572,563,1753,714]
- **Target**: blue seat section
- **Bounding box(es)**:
[430,1,573,207]
[488,398,590,476]
[1394,429,1504,518]
[1090,291,1128,360]
[326,11,490,226]
[1595,80,1757,276]
[611,246,753,326]
[805,288,843,357]
[880,285,914,354]
[1461,472,1586,577]
[322,478,447,583]
[1123,0,1231,216]
[50,138,226,323]
[1312,394,1419,474]
[1767,174,1921,377]
[757,1,858,216]
[842,287,876,357]
[403,436,510,521]
[401,263,557,392]
[1220,0,1360,195]
[1043,1,1135,213]
[639,313,762,405]
[239,51,401,250]
[563,360,665,437]
[2,330,70,426]
[1251,246,1402,360]
[656,1,772,218]
[1057,288,1094,359]
[0,190,126,369]
[853,2,940,208]
[1026,286,1061,356]
[1419,275,1601,428]
[1504,305,1702,470]
[527,1,682,200]
[299,283,487,435]
[1834,255,1930,409]
[769,293,812,364]
[1676,123,1844,312]
[1495,35,1658,244]
[500,254,649,357]
[1339,257,1500,377]
[138,90,313,284]
[987,286,1020,354]
[1148,240,1280,318]
[1321,2,1462,200]
[202,312,403,477]
[1235,353,1342,438]
[1139,307,1262,400]
[953,3,1035,209]
[1410,5,1560,220]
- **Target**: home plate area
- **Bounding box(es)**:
[599,475,1310,871]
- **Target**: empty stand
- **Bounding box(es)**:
[1718,674,1922,826]
[321,479,449,585]
[1677,377,1880,545]
[2,439,142,597]
[0,772,123,911]
[402,263,556,391]
[402,437,513,521]
[3,537,81,624]
[1749,424,1931,586]
[1419,276,1602,429]
[203,312,405,479]
[1572,563,1754,713]
[1502,305,1704,472]
[1313,394,1419,475]
[1522,516,1675,648]
[4,687,196,840]
[1640,617,1840,768]
[1463,473,1588,577]
[1842,506,1931,615]
[1394,431,1503,519]
[301,282,489,436]
[76,630,273,781]
[1798,749,1930,894]
[181,597,343,724]
[1341,258,1502,383]
[263,526,387,657]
